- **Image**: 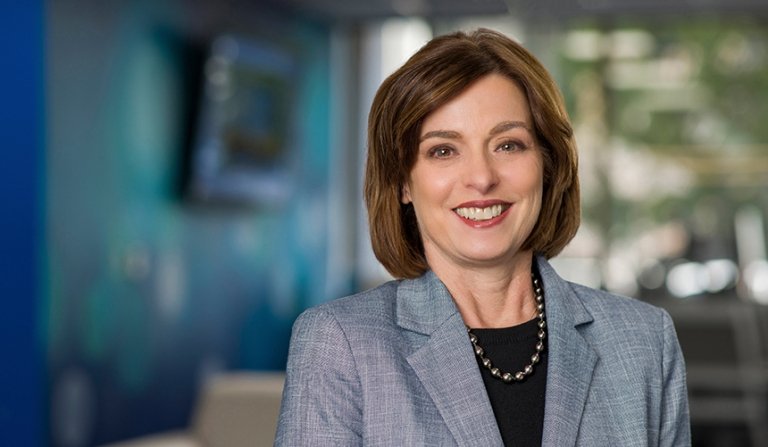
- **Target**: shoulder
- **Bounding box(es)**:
[562,281,680,359]
[538,255,673,335]
[301,279,400,320]
[568,281,672,329]
[291,279,402,340]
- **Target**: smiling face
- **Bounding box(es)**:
[402,74,544,271]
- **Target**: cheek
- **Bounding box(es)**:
[409,168,452,203]
[505,161,543,194]
[530,165,545,217]
[525,155,545,192]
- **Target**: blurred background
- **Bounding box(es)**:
[3,0,768,445]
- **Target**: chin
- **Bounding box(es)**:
[463,243,530,264]
[459,249,516,265]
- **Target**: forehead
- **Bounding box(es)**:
[420,74,532,135]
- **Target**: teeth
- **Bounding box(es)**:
[455,204,506,221]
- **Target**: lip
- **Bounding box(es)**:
[452,200,512,228]
[454,199,510,209]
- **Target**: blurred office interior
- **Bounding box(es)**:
[4,0,768,445]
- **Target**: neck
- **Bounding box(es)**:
[428,250,537,329]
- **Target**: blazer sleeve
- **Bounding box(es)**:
[658,309,691,446]
[274,308,363,446]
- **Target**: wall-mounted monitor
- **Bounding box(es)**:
[185,35,297,206]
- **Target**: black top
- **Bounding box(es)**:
[472,318,548,447]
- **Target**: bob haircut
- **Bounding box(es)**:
[365,28,580,279]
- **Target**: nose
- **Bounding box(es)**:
[463,151,499,193]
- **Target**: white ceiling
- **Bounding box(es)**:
[270,0,768,21]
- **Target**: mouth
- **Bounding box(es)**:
[453,203,511,222]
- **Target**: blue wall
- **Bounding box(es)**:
[46,2,344,445]
[0,1,44,446]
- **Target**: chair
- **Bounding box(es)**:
[102,372,285,447]
[664,299,768,447]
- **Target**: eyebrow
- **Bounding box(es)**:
[489,120,532,136]
[419,129,461,142]
[419,120,532,142]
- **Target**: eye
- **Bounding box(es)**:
[427,146,455,158]
[496,140,526,153]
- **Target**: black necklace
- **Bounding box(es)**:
[466,273,546,383]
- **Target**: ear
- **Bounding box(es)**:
[401,183,412,204]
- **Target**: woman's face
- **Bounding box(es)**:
[402,74,543,270]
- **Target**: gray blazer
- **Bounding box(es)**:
[275,256,691,446]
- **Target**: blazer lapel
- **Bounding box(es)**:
[537,256,599,447]
[398,272,504,446]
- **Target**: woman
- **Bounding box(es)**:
[275,28,690,446]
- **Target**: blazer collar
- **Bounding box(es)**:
[396,271,504,446]
[396,270,457,335]
[394,257,599,447]
[536,255,599,447]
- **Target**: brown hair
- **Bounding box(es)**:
[364,28,580,279]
